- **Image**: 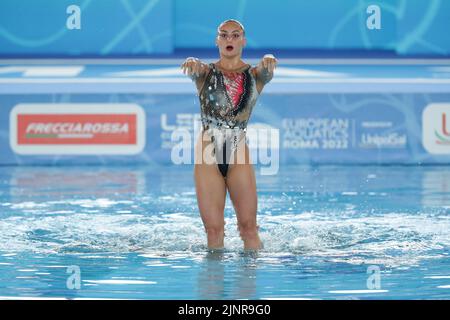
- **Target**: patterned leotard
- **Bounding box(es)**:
[198,63,259,177]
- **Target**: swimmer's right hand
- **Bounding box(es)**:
[181,57,205,78]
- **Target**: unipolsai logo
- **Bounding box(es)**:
[434,112,450,145]
[422,103,450,154]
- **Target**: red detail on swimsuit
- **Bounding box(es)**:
[223,73,244,108]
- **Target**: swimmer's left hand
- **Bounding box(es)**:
[261,54,277,73]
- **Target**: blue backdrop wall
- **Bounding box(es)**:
[0,0,449,56]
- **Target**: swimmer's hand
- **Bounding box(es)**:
[255,54,277,86]
[181,57,208,80]
[259,54,277,73]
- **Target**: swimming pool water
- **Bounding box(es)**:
[0,164,449,299]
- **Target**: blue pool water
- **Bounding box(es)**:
[0,164,449,299]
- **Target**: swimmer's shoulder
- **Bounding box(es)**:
[249,64,258,78]
[194,62,213,93]
[249,63,273,94]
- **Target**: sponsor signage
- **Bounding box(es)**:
[423,103,450,154]
[10,104,146,155]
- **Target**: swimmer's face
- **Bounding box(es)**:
[215,22,246,57]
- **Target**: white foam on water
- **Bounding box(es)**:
[83,280,156,285]
[17,269,38,272]
[0,296,130,300]
[328,290,389,294]
[262,297,316,300]
[0,296,67,300]
[0,204,448,268]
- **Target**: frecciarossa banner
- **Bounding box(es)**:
[9,104,145,155]
[0,95,450,166]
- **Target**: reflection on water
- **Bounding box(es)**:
[198,250,225,299]
[9,167,147,198]
[421,169,450,208]
[197,250,258,300]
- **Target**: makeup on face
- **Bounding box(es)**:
[217,28,244,52]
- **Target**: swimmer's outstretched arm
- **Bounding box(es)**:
[255,54,277,85]
[180,57,209,81]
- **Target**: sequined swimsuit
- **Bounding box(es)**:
[198,63,259,178]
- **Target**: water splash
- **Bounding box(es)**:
[0,204,448,268]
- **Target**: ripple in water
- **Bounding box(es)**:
[0,204,448,268]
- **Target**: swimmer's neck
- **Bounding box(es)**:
[216,56,247,71]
